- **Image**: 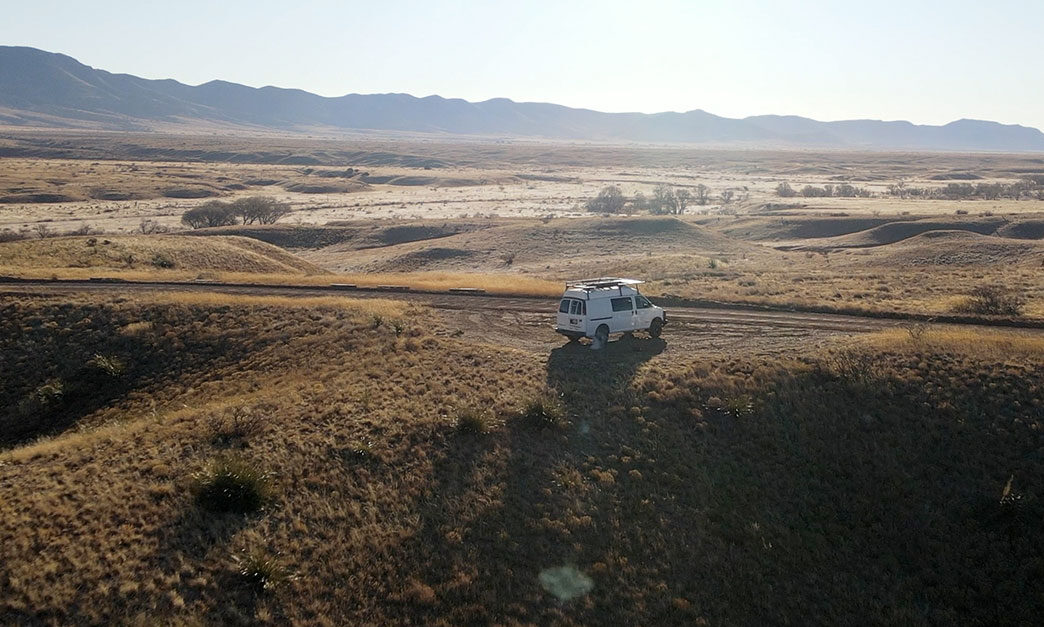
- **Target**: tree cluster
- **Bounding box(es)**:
[587,183,717,215]
[776,182,872,198]
[888,180,1044,201]
[181,197,291,229]
[585,186,626,213]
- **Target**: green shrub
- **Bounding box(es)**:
[235,548,293,594]
[520,391,565,428]
[150,252,176,269]
[19,378,65,415]
[193,456,274,514]
[455,408,492,434]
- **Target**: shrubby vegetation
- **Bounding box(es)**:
[585,186,625,213]
[954,285,1026,316]
[888,179,1044,200]
[181,196,291,229]
[588,183,714,214]
[193,456,274,513]
[776,182,873,198]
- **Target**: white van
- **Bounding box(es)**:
[555,278,667,347]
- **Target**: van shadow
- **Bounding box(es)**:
[385,335,666,623]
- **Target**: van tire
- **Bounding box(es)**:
[593,325,610,349]
[649,318,663,338]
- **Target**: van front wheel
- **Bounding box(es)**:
[649,318,663,338]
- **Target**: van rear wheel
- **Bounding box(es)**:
[593,325,609,349]
[649,318,663,338]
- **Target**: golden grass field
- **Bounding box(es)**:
[1,292,1041,624]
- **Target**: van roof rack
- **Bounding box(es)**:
[566,277,644,290]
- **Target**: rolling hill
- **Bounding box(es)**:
[3,46,1044,151]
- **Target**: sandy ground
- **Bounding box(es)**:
[3,156,1043,235]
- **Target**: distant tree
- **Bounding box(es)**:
[720,189,735,204]
[887,180,908,198]
[181,200,237,229]
[675,189,692,214]
[650,184,679,214]
[586,186,626,213]
[694,183,711,205]
[775,182,796,198]
[232,196,292,225]
[630,191,650,212]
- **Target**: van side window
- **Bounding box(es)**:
[611,297,633,312]
[636,295,652,309]
[570,300,581,315]
[559,299,571,313]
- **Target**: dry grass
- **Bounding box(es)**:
[860,325,1044,360]
[0,235,323,274]
[0,265,562,297]
[1,292,1041,624]
[133,291,411,319]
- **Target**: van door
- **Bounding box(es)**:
[635,294,655,329]
[557,298,586,334]
[610,296,635,332]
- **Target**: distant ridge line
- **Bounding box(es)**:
[2,46,1043,151]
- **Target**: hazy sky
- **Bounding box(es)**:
[3,0,1043,129]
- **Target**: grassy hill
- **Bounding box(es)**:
[289,216,760,274]
[1,293,1041,624]
[0,235,326,277]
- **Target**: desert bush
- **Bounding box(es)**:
[775,182,796,198]
[193,456,274,513]
[150,252,176,269]
[455,407,493,434]
[211,407,266,446]
[520,391,565,428]
[87,353,126,379]
[138,218,168,234]
[234,548,293,594]
[825,348,879,386]
[0,230,28,242]
[586,185,626,213]
[181,200,237,229]
[33,224,55,238]
[19,378,65,415]
[954,286,1025,316]
[68,224,96,236]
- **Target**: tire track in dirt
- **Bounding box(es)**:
[1,280,912,356]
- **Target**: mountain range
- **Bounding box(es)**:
[2,45,1043,151]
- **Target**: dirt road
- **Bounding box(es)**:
[10,278,1041,357]
[0,279,938,357]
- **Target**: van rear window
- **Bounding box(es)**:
[611,297,633,312]
[560,298,586,315]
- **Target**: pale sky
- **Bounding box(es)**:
[3,0,1043,130]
